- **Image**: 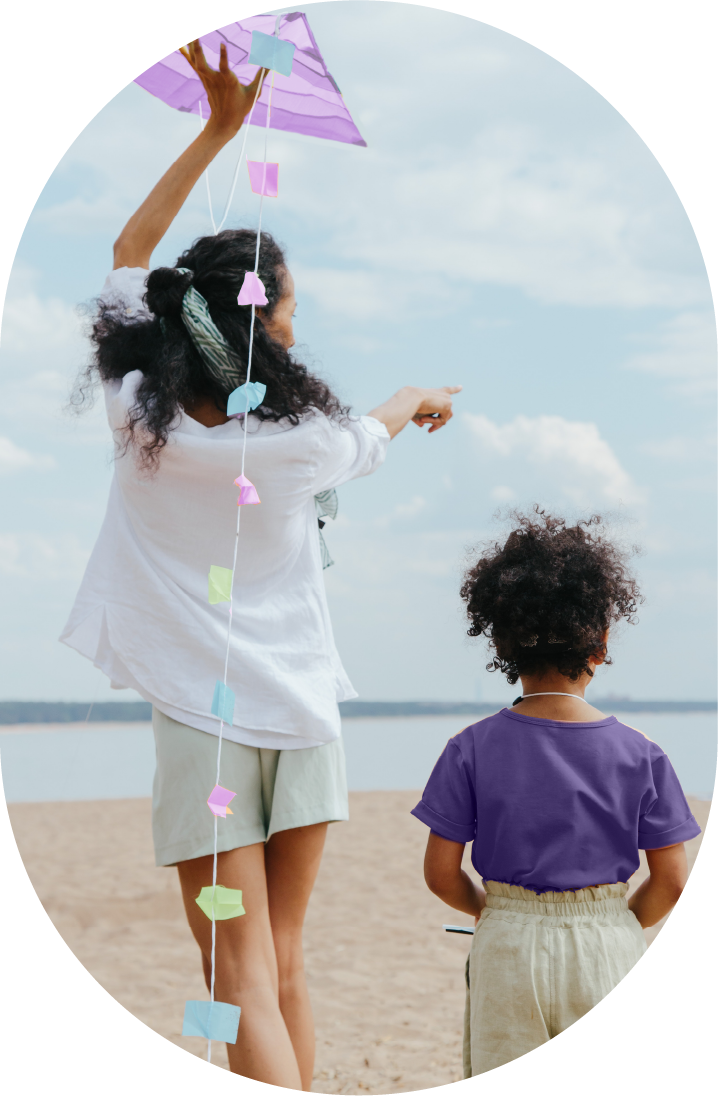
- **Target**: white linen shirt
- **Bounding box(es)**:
[60,268,390,749]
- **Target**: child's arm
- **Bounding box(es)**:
[113,42,266,271]
[628,843,688,928]
[423,832,486,918]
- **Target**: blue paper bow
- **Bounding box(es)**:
[227,382,267,417]
[249,30,296,77]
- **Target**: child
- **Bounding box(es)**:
[411,509,701,1076]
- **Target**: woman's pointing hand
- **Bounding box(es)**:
[367,385,462,439]
[411,386,463,433]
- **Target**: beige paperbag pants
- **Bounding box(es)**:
[463,880,647,1076]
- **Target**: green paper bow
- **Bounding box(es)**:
[195,884,246,922]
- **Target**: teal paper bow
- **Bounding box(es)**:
[227,381,267,416]
[315,489,338,570]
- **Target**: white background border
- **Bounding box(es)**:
[0,1,715,1090]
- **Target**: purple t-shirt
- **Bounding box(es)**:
[411,708,701,893]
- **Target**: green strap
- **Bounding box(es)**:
[176,269,245,390]
[315,488,338,569]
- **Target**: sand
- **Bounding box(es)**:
[8,792,710,1093]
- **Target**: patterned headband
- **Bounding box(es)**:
[175,268,245,391]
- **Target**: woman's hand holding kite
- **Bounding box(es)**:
[179,40,266,139]
[368,386,462,438]
[114,42,267,270]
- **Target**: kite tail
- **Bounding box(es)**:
[203,49,278,1069]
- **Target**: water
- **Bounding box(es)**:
[344,713,717,799]
[0,725,157,802]
[1,712,715,803]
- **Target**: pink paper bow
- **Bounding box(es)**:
[247,160,279,197]
[237,271,268,307]
[207,784,237,818]
[235,474,261,505]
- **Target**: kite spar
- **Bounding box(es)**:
[135,11,365,1061]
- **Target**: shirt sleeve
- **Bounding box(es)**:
[411,739,477,844]
[310,414,390,494]
[97,269,152,431]
[638,750,702,849]
[99,267,152,320]
[103,370,145,433]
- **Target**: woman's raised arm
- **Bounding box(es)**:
[113,41,266,270]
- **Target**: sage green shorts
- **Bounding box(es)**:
[151,708,349,867]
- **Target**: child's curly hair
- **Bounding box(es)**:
[460,508,642,685]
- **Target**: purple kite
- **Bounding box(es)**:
[135,11,366,147]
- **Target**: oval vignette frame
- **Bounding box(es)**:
[0,1,715,1093]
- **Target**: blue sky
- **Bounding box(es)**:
[0,1,715,705]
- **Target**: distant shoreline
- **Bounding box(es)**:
[0,698,715,724]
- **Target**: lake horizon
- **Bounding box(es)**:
[1,711,715,804]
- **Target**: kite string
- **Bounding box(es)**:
[241,68,275,482]
[205,64,277,1065]
[198,72,264,237]
[197,101,218,235]
[257,67,276,217]
[216,76,264,233]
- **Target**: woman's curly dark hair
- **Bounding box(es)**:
[460,508,642,685]
[73,229,348,467]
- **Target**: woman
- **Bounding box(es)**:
[62,42,460,1089]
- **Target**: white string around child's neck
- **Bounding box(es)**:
[519,693,589,702]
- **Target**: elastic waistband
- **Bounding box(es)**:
[483,880,630,918]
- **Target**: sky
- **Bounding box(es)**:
[0,1,715,706]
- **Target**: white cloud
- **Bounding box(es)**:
[288,126,708,317]
[0,278,83,357]
[625,311,717,396]
[0,532,88,578]
[465,413,643,508]
[490,485,516,502]
[0,437,55,475]
[0,268,104,441]
[32,195,133,237]
[23,7,710,321]
[395,495,427,519]
[292,265,402,322]
[374,494,428,528]
[638,434,717,462]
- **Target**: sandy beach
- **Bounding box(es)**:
[8,791,710,1092]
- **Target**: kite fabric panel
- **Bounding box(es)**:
[134,11,366,147]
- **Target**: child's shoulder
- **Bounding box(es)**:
[615,719,654,742]
[449,708,508,740]
[610,718,668,761]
